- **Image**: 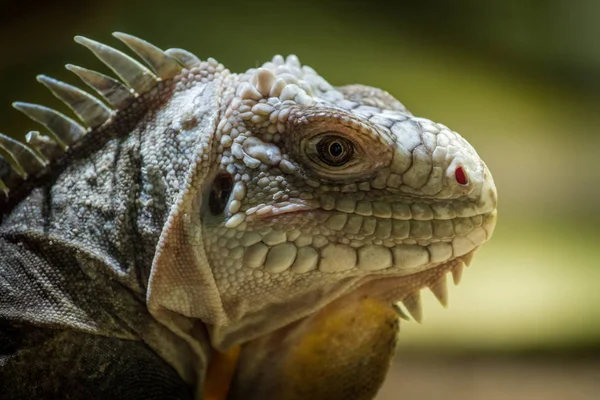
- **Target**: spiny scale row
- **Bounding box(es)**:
[396,254,472,323]
[0,32,190,201]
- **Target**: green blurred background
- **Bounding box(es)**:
[1,0,599,398]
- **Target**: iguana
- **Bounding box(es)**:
[0,32,498,399]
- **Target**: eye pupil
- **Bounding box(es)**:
[329,142,343,157]
[316,136,353,166]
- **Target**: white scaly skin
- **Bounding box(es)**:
[168,56,498,347]
[0,33,497,399]
[148,51,496,398]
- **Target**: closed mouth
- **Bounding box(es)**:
[244,201,317,221]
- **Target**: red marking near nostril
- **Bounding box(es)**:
[455,167,468,185]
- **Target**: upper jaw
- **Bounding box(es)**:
[241,196,497,279]
[245,162,498,254]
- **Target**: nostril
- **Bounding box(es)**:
[209,173,234,215]
[455,166,468,185]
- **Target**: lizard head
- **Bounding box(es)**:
[198,55,497,348]
[197,57,497,399]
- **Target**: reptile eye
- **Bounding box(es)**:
[455,166,468,185]
[316,136,353,166]
[209,173,233,215]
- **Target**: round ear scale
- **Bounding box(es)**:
[455,166,468,185]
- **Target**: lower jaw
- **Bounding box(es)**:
[208,252,475,399]
[224,254,473,400]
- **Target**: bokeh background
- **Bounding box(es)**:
[1,0,599,398]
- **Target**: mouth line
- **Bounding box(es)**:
[243,205,496,252]
[244,202,317,220]
[244,202,494,223]
[239,204,495,265]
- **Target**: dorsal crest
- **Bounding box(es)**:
[0,33,208,212]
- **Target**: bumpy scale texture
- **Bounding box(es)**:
[0,33,497,400]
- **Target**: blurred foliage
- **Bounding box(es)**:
[1,0,599,356]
